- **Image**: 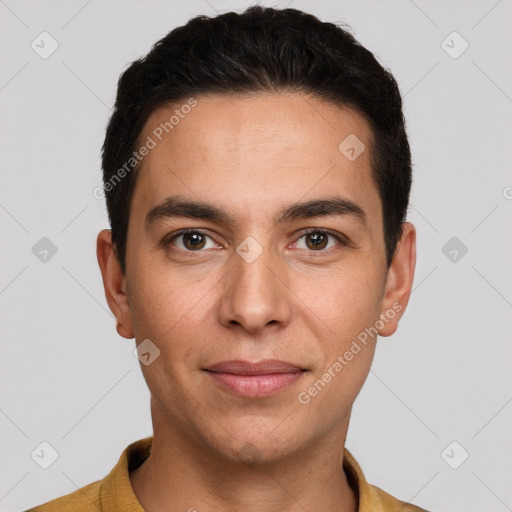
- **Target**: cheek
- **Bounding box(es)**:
[127,264,216,364]
[310,346,376,420]
[296,263,382,338]
[127,263,187,340]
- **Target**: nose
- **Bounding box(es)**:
[218,244,292,334]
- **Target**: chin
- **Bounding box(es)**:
[202,422,307,467]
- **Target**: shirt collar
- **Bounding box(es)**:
[100,436,379,511]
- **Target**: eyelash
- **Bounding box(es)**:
[161,228,350,253]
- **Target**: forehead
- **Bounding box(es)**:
[131,92,380,226]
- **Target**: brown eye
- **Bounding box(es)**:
[305,232,328,250]
[182,232,206,250]
[295,230,346,252]
[164,230,219,251]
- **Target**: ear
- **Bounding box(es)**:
[378,222,416,337]
[96,229,134,339]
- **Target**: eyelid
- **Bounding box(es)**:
[293,228,351,250]
[161,228,220,249]
[161,227,352,252]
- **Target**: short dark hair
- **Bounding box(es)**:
[102,5,412,274]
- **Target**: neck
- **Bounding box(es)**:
[130,398,358,512]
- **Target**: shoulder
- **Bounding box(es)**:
[368,482,431,512]
[343,448,431,512]
[24,436,152,512]
[24,479,102,512]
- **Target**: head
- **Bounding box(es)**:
[97,6,415,464]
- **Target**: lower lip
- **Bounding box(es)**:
[205,371,304,398]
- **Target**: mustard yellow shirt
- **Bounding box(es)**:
[26,436,429,511]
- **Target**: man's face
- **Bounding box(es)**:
[105,92,410,463]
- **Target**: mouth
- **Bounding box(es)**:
[203,359,307,398]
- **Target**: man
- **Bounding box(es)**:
[28,5,425,511]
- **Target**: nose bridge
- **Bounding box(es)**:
[219,235,290,332]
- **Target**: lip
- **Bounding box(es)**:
[203,359,306,398]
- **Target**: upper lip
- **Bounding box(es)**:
[204,359,305,375]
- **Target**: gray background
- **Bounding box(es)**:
[1,1,511,511]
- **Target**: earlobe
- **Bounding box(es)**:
[96,229,135,339]
[378,222,416,337]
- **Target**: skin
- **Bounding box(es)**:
[97,92,416,512]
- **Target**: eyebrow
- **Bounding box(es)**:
[145,195,367,232]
